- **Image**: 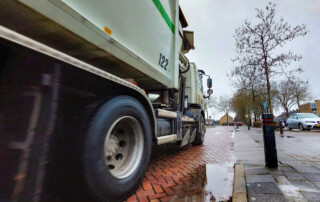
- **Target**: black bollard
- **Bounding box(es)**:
[262,114,278,168]
[279,121,284,136]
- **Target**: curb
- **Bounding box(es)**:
[232,164,247,202]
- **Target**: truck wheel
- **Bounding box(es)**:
[193,116,206,145]
[84,96,152,201]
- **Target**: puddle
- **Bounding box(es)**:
[174,163,234,201]
[205,163,234,201]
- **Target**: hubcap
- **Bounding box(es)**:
[103,116,144,179]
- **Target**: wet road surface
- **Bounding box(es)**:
[127,126,235,201]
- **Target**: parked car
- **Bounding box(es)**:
[229,122,234,126]
[222,122,227,126]
[236,122,243,126]
[286,113,320,130]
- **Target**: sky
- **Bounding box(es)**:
[179,0,320,119]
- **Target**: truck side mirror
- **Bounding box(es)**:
[207,77,212,89]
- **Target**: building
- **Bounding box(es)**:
[276,109,299,120]
[219,114,234,125]
[299,100,320,116]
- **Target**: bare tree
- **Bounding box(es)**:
[233,2,308,114]
[275,80,297,117]
[216,96,232,123]
[293,80,313,109]
[203,96,216,119]
[231,65,265,121]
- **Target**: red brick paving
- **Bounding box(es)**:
[125,127,234,201]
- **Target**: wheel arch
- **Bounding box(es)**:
[118,86,157,142]
[201,110,205,121]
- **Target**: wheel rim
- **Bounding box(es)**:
[299,124,303,130]
[103,116,144,179]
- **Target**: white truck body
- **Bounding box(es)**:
[17,0,184,89]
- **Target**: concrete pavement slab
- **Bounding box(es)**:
[288,180,319,192]
[247,182,282,194]
[246,174,275,183]
[283,171,307,180]
[302,173,320,182]
[248,193,287,202]
[295,166,320,174]
[245,167,270,175]
[301,191,320,202]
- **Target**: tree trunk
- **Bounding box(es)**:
[261,36,273,114]
[296,94,301,110]
[226,113,229,124]
[285,107,289,118]
[252,85,257,122]
[264,60,273,114]
[265,68,273,113]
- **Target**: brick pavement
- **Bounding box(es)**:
[126,127,234,201]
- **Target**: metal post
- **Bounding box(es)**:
[248,118,250,130]
[279,121,284,137]
[262,114,278,168]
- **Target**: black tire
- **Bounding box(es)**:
[193,115,206,145]
[83,96,152,201]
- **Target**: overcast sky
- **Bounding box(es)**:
[180,0,320,119]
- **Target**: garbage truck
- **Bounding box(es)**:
[0,0,212,201]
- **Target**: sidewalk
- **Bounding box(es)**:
[233,127,320,202]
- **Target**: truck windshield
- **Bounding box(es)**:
[198,73,203,93]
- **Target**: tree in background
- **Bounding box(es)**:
[275,79,297,117]
[231,64,265,121]
[203,96,216,119]
[232,2,308,114]
[231,90,251,124]
[216,96,232,124]
[293,80,313,110]
[275,79,312,117]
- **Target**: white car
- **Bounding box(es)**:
[287,113,320,130]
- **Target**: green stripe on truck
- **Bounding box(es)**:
[152,0,175,34]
